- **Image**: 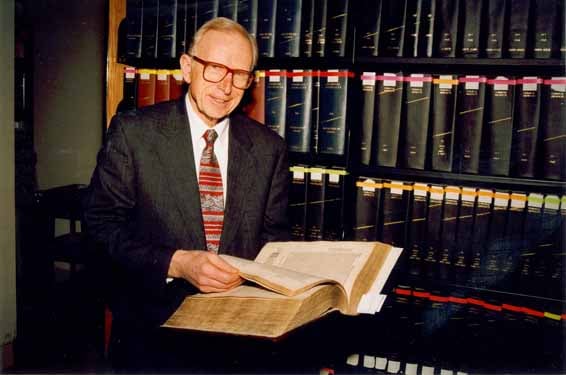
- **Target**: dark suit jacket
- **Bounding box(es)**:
[85,99,290,330]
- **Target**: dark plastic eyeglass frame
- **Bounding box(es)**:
[189,55,254,89]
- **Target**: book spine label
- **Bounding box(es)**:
[318,70,350,155]
[434,0,460,57]
[484,0,507,58]
[540,78,566,180]
[237,0,258,37]
[424,185,444,278]
[454,187,477,282]
[257,0,277,57]
[285,70,313,153]
[157,0,178,58]
[507,0,530,58]
[460,0,483,57]
[276,0,303,57]
[484,192,510,277]
[265,70,287,138]
[289,166,308,240]
[196,0,219,29]
[352,178,382,241]
[323,169,347,240]
[381,181,409,248]
[313,0,328,57]
[300,0,315,56]
[470,189,493,279]
[359,72,377,165]
[430,75,458,171]
[375,73,404,167]
[126,0,144,58]
[407,183,428,277]
[379,0,408,57]
[325,0,349,57]
[120,67,138,112]
[306,168,324,240]
[439,186,460,281]
[357,0,382,56]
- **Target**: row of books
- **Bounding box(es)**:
[123,0,565,60]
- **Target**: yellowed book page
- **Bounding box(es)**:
[219,255,332,297]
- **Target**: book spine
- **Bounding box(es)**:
[359,72,377,165]
[407,183,429,278]
[325,0,349,57]
[517,193,544,295]
[218,0,237,19]
[318,70,350,156]
[483,76,516,176]
[417,0,436,57]
[484,0,508,58]
[142,0,160,59]
[375,73,404,167]
[154,69,171,103]
[381,181,409,248]
[506,0,530,58]
[237,0,258,37]
[553,196,566,300]
[453,187,477,283]
[119,66,138,112]
[403,0,420,57]
[265,70,287,138]
[136,69,157,107]
[175,0,191,57]
[434,0,460,57]
[379,0,408,57]
[310,72,321,154]
[125,0,144,58]
[502,193,526,289]
[430,75,458,172]
[196,0,219,29]
[322,169,347,240]
[469,189,493,284]
[257,0,277,57]
[300,0,315,56]
[400,74,433,170]
[169,69,185,100]
[484,191,509,284]
[512,77,542,178]
[157,0,178,58]
[352,178,383,241]
[285,70,313,153]
[540,77,566,180]
[424,185,443,279]
[533,0,561,58]
[439,186,460,281]
[455,75,487,174]
[356,0,382,56]
[313,0,328,57]
[289,166,308,240]
[275,0,303,57]
[305,167,324,240]
[459,0,484,57]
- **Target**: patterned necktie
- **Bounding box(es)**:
[198,129,224,253]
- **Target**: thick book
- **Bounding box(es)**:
[322,169,348,240]
[356,0,382,56]
[275,0,303,57]
[318,70,351,156]
[459,0,484,57]
[453,187,476,283]
[154,69,171,103]
[381,181,410,248]
[433,0,460,57]
[176,0,196,57]
[540,77,566,180]
[300,0,314,56]
[501,192,526,289]
[313,0,328,57]
[310,72,320,154]
[516,193,543,294]
[375,73,404,167]
[117,66,137,113]
[469,189,493,283]
[196,0,219,29]
[483,76,516,176]
[400,74,433,170]
[533,195,561,298]
[142,0,160,58]
[483,192,509,283]
[438,186,460,281]
[406,183,429,278]
[169,69,185,100]
[403,0,420,57]
[136,69,157,108]
[512,77,542,177]
[163,241,402,338]
[264,70,287,138]
[125,0,144,58]
[379,0,408,57]
[285,70,313,153]
[157,0,178,58]
[359,72,377,165]
[242,70,265,124]
[257,0,277,57]
[484,0,508,58]
[454,75,487,174]
[423,185,443,279]
[352,178,382,241]
[404,0,436,57]
[289,166,308,240]
[506,0,531,58]
[218,0,237,19]
[237,0,258,37]
[305,168,324,240]
[430,75,458,172]
[532,0,561,58]
[325,0,349,57]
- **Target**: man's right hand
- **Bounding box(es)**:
[168,250,243,293]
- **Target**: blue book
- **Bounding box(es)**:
[325,0,349,57]
[275,0,303,57]
[257,0,277,57]
[237,0,258,37]
[125,0,144,58]
[196,0,219,29]
[318,70,349,156]
[157,0,178,58]
[265,70,287,138]
[285,70,313,153]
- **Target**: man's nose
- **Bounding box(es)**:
[218,72,233,94]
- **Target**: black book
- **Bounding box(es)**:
[196,0,219,29]
[506,0,531,58]
[375,72,404,167]
[117,67,138,112]
[356,0,382,56]
[423,185,443,279]
[359,72,377,166]
[501,192,526,290]
[313,0,328,57]
[415,0,436,57]
[483,76,516,176]
[403,0,420,57]
[430,75,458,172]
[438,186,460,281]
[275,0,303,57]
[325,0,349,57]
[540,77,566,180]
[483,191,509,287]
[551,195,566,300]
[289,166,309,240]
[322,169,348,240]
[237,0,258,37]
[433,0,460,57]
[257,0,277,57]
[453,187,476,283]
[484,0,509,58]
[300,0,314,56]
[157,0,178,58]
[285,70,313,154]
[459,0,484,57]
[265,70,287,138]
[176,0,194,57]
[454,75,487,174]
[406,183,429,278]
[469,189,493,285]
[379,0,408,57]
[381,181,410,248]
[305,167,324,240]
[310,72,321,154]
[516,193,544,295]
[125,0,144,58]
[142,0,160,58]
[511,77,542,178]
[218,0,237,19]
[352,178,382,241]
[532,0,561,58]
[400,74,433,170]
[318,70,350,156]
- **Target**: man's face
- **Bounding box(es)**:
[180,29,253,127]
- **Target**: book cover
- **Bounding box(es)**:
[242,70,265,124]
[415,0,436,57]
[433,0,460,57]
[453,187,476,283]
[237,0,258,37]
[423,185,443,279]
[469,189,493,285]
[118,66,137,112]
[275,0,303,57]
[196,0,219,29]
[136,69,157,108]
[125,0,144,58]
[313,0,328,57]
[289,166,309,240]
[511,77,542,178]
[265,70,287,138]
[406,183,428,278]
[381,181,409,249]
[318,70,351,156]
[257,0,277,57]
[169,69,185,100]
[176,0,195,57]
[322,169,348,240]
[501,193,526,289]
[516,193,544,295]
[403,0,420,57]
[359,72,377,166]
[218,0,237,19]
[506,0,531,58]
[375,73,404,167]
[325,0,349,57]
[484,0,508,58]
[454,75,487,174]
[157,0,178,58]
[438,186,460,281]
[379,0,408,57]
[459,0,484,57]
[483,191,509,286]
[285,70,313,153]
[300,0,314,56]
[352,178,382,241]
[142,0,160,58]
[305,167,324,240]
[399,74,433,170]
[356,0,382,56]
[154,69,171,103]
[540,77,566,180]
[483,76,516,176]
[533,0,561,58]
[430,75,458,172]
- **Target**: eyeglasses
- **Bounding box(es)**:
[190,55,254,90]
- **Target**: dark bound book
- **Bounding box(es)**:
[125,0,144,58]
[512,77,542,178]
[196,0,219,29]
[533,0,561,58]
[359,72,377,165]
[313,0,328,57]
[275,0,303,57]
[536,195,562,299]
[484,0,508,58]
[310,72,321,154]
[454,75,487,174]
[483,192,509,286]
[322,169,347,240]
[433,0,460,57]
[257,0,277,57]
[430,75,458,172]
[517,193,544,294]
[501,193,526,289]
[400,74,433,170]
[265,70,287,138]
[403,0,420,57]
[289,166,308,240]
[483,76,516,176]
[540,77,566,180]
[176,0,195,57]
[285,70,313,153]
[154,69,171,103]
[300,0,314,56]
[218,0,237,19]
[381,181,410,248]
[506,0,531,58]
[318,70,351,156]
[352,178,382,241]
[379,0,408,57]
[142,0,160,58]
[356,0,382,56]
[416,0,436,57]
[469,189,493,283]
[305,167,324,240]
[169,69,185,100]
[157,0,178,58]
[375,73,404,167]
[453,187,476,283]
[237,0,258,37]
[406,183,429,278]
[325,0,349,57]
[118,67,137,113]
[423,185,444,279]
[136,69,156,108]
[460,0,484,57]
[439,186,460,281]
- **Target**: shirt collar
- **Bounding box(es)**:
[185,93,229,141]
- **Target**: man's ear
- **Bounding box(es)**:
[179,54,192,84]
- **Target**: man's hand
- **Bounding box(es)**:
[168,250,243,292]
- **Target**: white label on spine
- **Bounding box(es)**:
[141,72,150,80]
[384,72,397,87]
[494,192,509,207]
[390,181,403,195]
[445,186,460,200]
[311,172,322,181]
[523,76,538,92]
[462,187,476,203]
[430,185,444,201]
[292,170,305,180]
[157,73,167,81]
[478,189,493,204]
[328,69,339,83]
[440,369,454,375]
[269,70,281,83]
[528,193,544,208]
[363,355,375,368]
[510,194,526,209]
[362,178,377,192]
[414,183,428,197]
[362,72,376,86]
[439,75,453,89]
[346,354,359,366]
[410,73,424,88]
[465,75,480,90]
[375,357,387,370]
[494,76,509,91]
[551,76,566,93]
[387,360,401,373]
[292,69,304,83]
[328,173,340,183]
[422,366,435,375]
[405,363,418,375]
[545,195,560,210]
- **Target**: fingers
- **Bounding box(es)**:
[176,250,243,293]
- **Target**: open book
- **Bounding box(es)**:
[163,241,402,338]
